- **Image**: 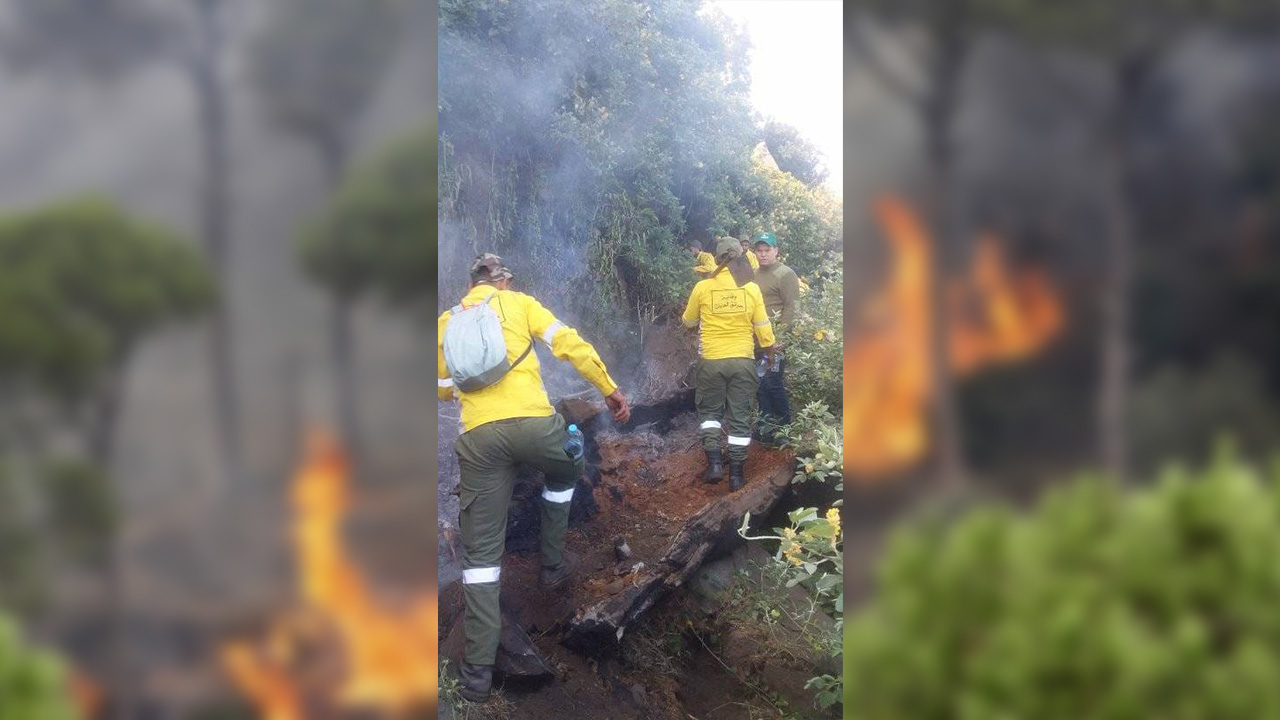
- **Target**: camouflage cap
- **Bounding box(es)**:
[469,253,513,282]
[714,236,742,261]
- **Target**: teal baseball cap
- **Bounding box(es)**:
[753,231,778,247]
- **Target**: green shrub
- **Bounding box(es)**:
[0,614,78,720]
[776,257,843,414]
[742,401,845,714]
[844,448,1280,719]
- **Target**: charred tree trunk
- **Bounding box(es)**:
[86,357,131,720]
[190,0,240,489]
[328,292,362,475]
[922,0,970,488]
[316,136,365,477]
[1097,56,1147,483]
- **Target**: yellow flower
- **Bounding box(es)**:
[805,464,815,474]
[782,527,797,540]
[814,330,825,340]
[826,508,841,526]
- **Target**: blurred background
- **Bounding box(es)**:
[841,0,1280,490]
[0,0,435,718]
[840,2,1280,717]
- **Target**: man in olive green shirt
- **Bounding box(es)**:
[752,231,799,440]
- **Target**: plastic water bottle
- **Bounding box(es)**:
[564,424,584,461]
[756,357,768,379]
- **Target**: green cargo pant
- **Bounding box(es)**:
[696,357,758,463]
[453,413,583,666]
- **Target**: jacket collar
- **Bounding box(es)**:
[462,284,500,307]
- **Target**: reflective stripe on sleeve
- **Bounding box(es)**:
[542,321,565,345]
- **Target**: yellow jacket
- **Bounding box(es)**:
[438,285,618,432]
[682,269,775,360]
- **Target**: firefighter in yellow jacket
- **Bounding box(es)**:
[438,254,631,702]
[683,238,776,491]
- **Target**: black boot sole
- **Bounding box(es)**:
[459,688,492,703]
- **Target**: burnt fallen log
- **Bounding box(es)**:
[562,461,793,655]
[480,387,793,661]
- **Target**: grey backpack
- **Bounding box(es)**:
[443,292,532,392]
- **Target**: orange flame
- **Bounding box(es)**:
[844,195,1065,477]
[220,431,437,717]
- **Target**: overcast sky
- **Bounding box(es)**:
[704,0,844,196]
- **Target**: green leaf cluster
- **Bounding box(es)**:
[0,198,213,401]
[845,449,1280,719]
[0,614,78,720]
[299,125,437,305]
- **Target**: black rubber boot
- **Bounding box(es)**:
[458,661,493,703]
[729,460,745,491]
[703,449,723,484]
[540,550,579,591]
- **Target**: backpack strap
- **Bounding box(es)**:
[494,292,535,371]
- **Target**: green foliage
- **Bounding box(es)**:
[743,401,845,713]
[728,160,842,281]
[761,120,830,189]
[437,0,843,339]
[741,503,845,713]
[0,198,213,401]
[844,450,1280,719]
[784,403,845,500]
[775,259,843,413]
[299,125,436,305]
[0,614,78,720]
[0,464,45,616]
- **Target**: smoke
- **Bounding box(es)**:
[437,0,729,397]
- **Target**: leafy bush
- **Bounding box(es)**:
[776,258,843,414]
[0,614,78,720]
[727,156,842,278]
[301,125,435,306]
[740,504,844,713]
[845,449,1280,719]
[783,402,844,494]
[742,402,845,713]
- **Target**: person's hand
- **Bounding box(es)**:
[605,390,631,424]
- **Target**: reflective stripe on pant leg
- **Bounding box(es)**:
[455,424,517,666]
[511,414,582,569]
[724,358,758,463]
[696,359,728,452]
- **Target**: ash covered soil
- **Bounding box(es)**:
[439,410,796,719]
